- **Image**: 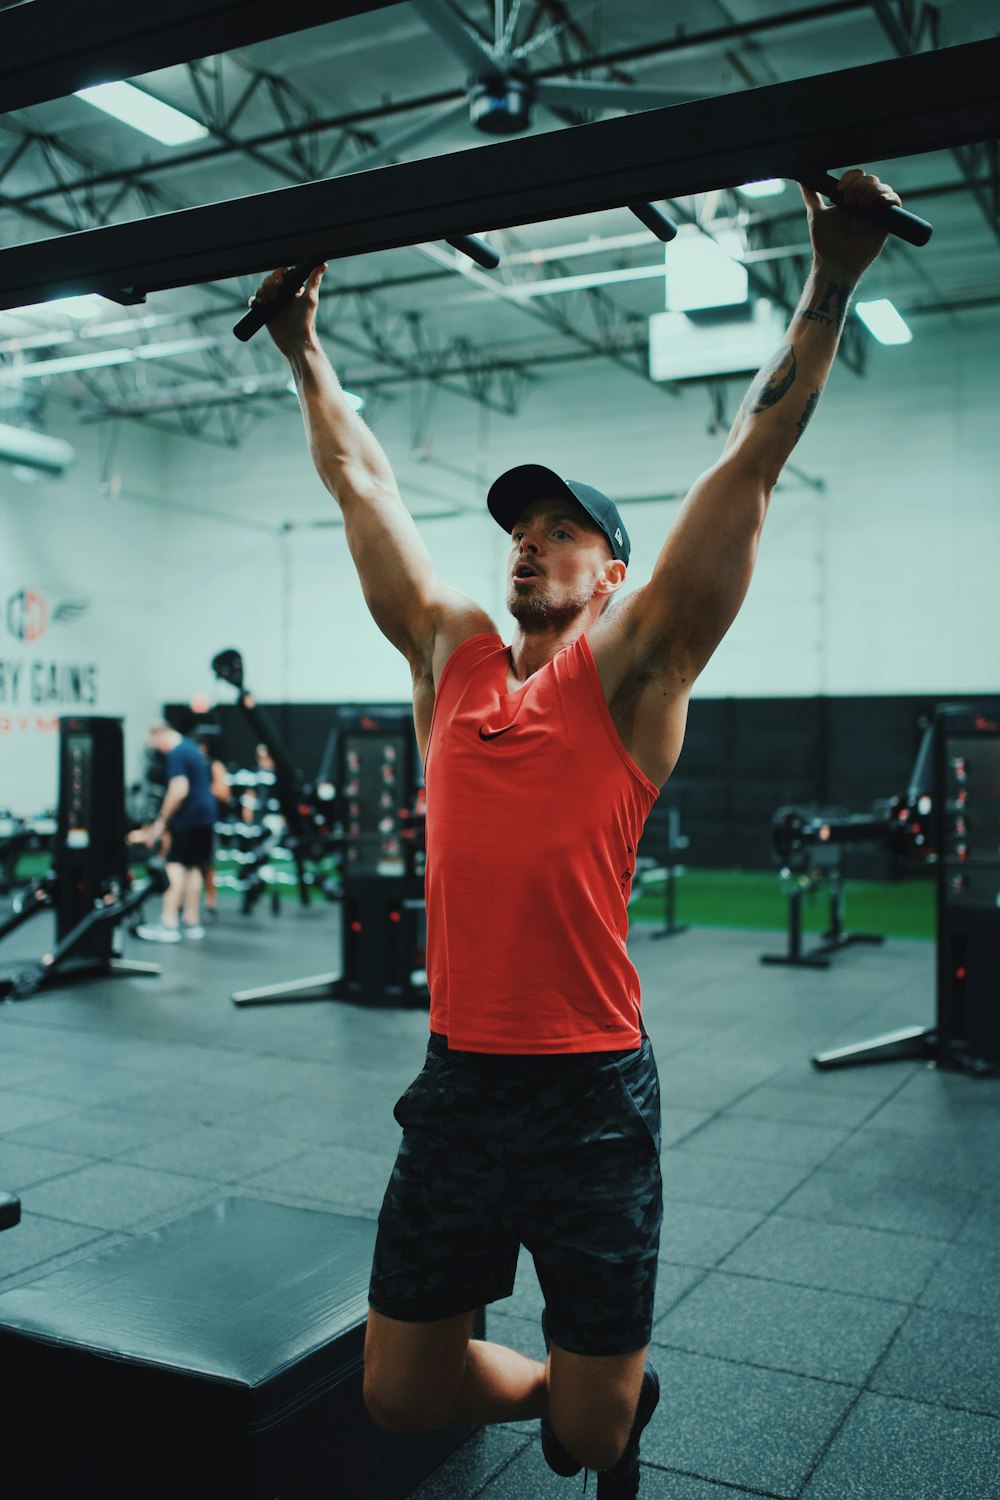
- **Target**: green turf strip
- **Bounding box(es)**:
[6,853,936,939]
[631,868,935,940]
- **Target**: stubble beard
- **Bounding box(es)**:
[506,580,594,633]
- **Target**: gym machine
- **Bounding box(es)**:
[761,725,936,969]
[211,649,338,908]
[0,811,56,895]
[633,805,689,939]
[0,716,164,1001]
[813,704,1000,1075]
[232,703,427,1009]
[761,808,889,969]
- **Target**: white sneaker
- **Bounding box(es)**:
[135,922,181,944]
[181,924,206,941]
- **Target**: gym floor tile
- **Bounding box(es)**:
[862,1094,1000,1146]
[870,1306,1000,1417]
[5,1100,195,1158]
[245,1140,398,1216]
[675,1114,850,1169]
[405,1427,531,1500]
[118,1121,307,1182]
[660,1106,714,1147]
[820,1126,996,1194]
[484,1308,546,1365]
[658,1200,767,1268]
[723,1081,883,1130]
[800,1392,1000,1500]
[653,1270,905,1384]
[766,1059,922,1098]
[638,1346,856,1498]
[957,1195,1000,1247]
[0,1212,111,1282]
[0,1141,92,1192]
[917,1242,1000,1320]
[661,1149,810,1214]
[776,1164,977,1240]
[0,1088,79,1134]
[20,1160,210,1232]
[651,1262,708,1322]
[719,1216,947,1302]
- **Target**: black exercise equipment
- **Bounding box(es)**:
[1,717,162,1001]
[3,35,979,315]
[0,812,55,895]
[233,234,500,342]
[233,704,427,1009]
[211,648,339,907]
[634,805,689,940]
[813,704,1000,1075]
[0,1197,483,1500]
[761,809,887,969]
[0,1192,20,1231]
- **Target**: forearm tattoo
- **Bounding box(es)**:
[798,280,851,334]
[794,388,821,444]
[742,345,796,416]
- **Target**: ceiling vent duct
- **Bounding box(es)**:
[0,421,76,477]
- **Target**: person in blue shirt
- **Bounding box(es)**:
[133,719,218,942]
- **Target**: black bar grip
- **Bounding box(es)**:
[798,171,932,247]
[232,254,327,342]
[628,202,679,243]
[446,233,500,270]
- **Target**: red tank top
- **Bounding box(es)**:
[424,632,658,1053]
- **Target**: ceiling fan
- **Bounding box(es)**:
[235,1,703,340]
[408,0,702,136]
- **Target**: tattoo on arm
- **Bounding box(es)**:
[741,345,796,416]
[798,281,850,334]
[794,389,821,444]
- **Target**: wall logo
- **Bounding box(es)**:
[5,589,90,643]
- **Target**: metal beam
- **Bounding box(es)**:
[0,1,398,114]
[0,39,997,313]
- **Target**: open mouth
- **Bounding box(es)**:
[513,565,540,582]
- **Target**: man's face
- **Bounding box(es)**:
[505,497,614,630]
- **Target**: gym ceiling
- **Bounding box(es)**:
[0,0,997,452]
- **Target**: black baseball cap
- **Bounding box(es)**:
[487,463,630,566]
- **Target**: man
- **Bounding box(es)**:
[132,718,218,942]
[254,168,900,1496]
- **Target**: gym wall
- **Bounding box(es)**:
[154,309,998,715]
[3,304,996,819]
[1,418,171,813]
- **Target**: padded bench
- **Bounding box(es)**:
[0,1197,482,1499]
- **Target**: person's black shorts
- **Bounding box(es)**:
[369,1031,662,1356]
[167,824,214,871]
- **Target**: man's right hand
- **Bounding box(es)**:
[251,262,328,359]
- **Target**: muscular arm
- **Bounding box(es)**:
[258,266,492,685]
[626,171,899,686]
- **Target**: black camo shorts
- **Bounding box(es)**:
[368,1031,662,1356]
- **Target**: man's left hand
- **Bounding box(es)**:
[800,169,901,283]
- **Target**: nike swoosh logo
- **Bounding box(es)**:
[479,724,516,741]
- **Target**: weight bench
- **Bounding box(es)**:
[0,1197,482,1499]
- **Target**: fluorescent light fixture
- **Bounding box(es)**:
[504,263,666,298]
[75,82,208,146]
[665,228,748,312]
[737,179,786,199]
[649,300,787,382]
[286,377,364,411]
[855,298,913,345]
[0,335,218,382]
[5,293,103,321]
[0,347,134,379]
